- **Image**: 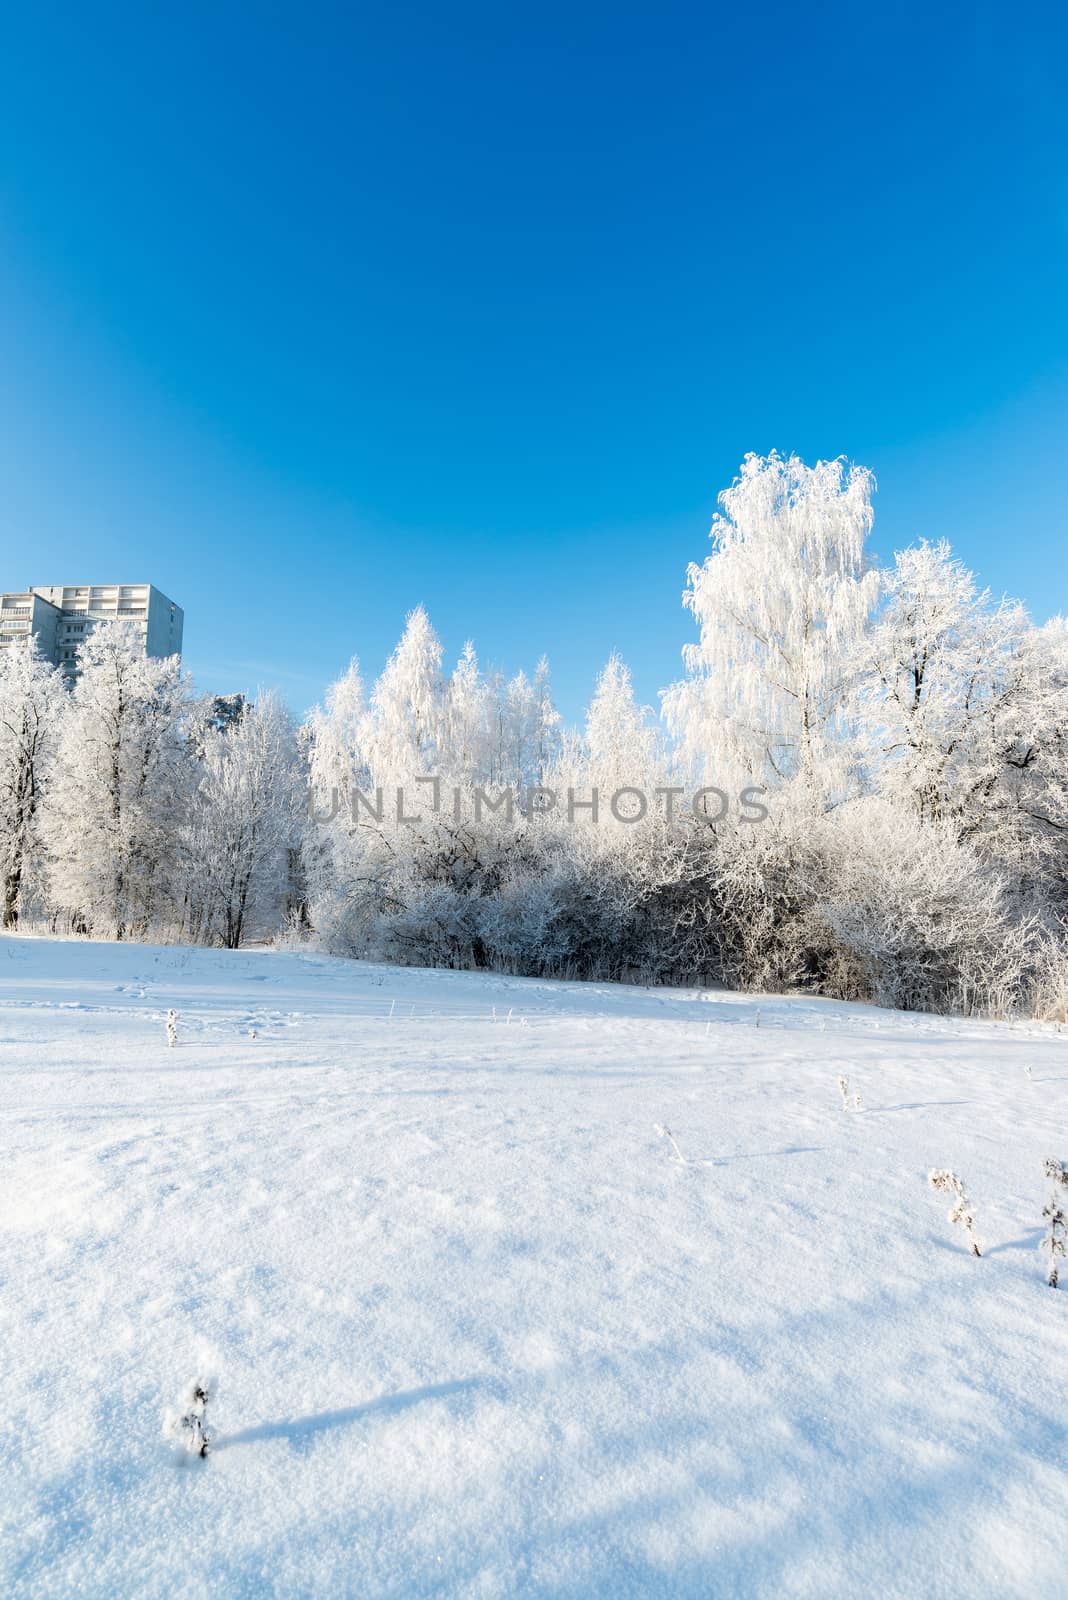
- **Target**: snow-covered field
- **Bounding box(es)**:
[3,936,1067,1599]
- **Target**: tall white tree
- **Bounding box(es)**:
[42,624,195,939]
[663,452,880,796]
[583,653,660,806]
[0,640,65,927]
[303,657,372,918]
[502,660,562,789]
[445,642,493,782]
[182,692,303,947]
[1017,618,1068,865]
[306,657,371,811]
[861,540,1068,871]
[364,605,445,783]
[531,656,562,782]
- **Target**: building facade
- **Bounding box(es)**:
[0,583,184,676]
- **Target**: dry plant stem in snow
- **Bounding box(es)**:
[164,1377,213,1458]
[928,1169,981,1257]
[1041,1159,1068,1288]
[166,1009,177,1049]
[838,1077,862,1111]
[655,1123,687,1165]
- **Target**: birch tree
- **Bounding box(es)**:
[0,641,64,927]
[663,452,880,798]
[183,691,303,948]
[42,624,195,939]
[364,605,445,784]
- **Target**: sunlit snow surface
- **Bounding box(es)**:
[2,935,1067,1598]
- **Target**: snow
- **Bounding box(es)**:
[2,935,1067,1598]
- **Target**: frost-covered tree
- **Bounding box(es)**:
[304,616,446,954]
[498,659,561,789]
[302,657,372,926]
[664,452,880,796]
[306,658,370,811]
[531,656,562,783]
[0,640,64,927]
[859,540,1065,857]
[996,618,1068,891]
[302,607,571,970]
[584,653,660,808]
[42,624,196,939]
[497,668,534,788]
[445,642,494,782]
[181,691,303,948]
[364,605,445,783]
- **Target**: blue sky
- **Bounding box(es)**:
[1,0,1066,722]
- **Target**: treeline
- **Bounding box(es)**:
[2,452,1067,1018]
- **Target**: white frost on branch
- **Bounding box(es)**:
[928,1169,981,1257]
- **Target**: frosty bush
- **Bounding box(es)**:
[810,802,1032,1015]
[1031,936,1068,1024]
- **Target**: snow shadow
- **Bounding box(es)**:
[214,1377,486,1450]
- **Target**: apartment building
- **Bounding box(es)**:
[0,583,183,676]
[0,590,62,662]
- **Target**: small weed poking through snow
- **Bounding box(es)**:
[928,1170,981,1257]
[164,1376,213,1459]
[838,1076,862,1111]
[1040,1159,1068,1288]
[166,1009,178,1049]
[655,1123,687,1165]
